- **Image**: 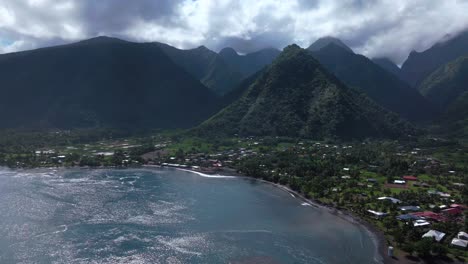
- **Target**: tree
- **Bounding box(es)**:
[402,243,415,256]
[415,238,433,257]
[383,217,398,231]
[431,243,448,257]
[175,148,185,160]
[393,228,405,246]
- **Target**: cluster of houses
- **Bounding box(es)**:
[159,146,259,173]
[369,196,467,248]
[422,230,468,248]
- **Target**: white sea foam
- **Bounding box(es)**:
[177,168,237,179]
[218,229,272,234]
[156,235,206,256]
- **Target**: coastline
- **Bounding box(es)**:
[164,166,389,264]
[6,164,462,264]
[168,166,467,264]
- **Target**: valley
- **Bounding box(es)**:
[0,24,467,264]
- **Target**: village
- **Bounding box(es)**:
[1,133,467,261]
[148,136,467,261]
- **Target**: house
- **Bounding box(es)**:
[437,192,451,198]
[397,214,421,221]
[451,238,468,248]
[422,230,446,242]
[457,231,468,241]
[411,211,448,222]
[413,182,430,188]
[399,206,421,212]
[442,207,463,216]
[451,232,468,248]
[450,204,467,210]
[414,219,430,227]
[367,210,387,218]
[378,197,402,204]
[367,178,377,183]
[403,175,418,181]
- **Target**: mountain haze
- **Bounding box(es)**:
[0,36,220,129]
[219,47,281,79]
[196,45,414,140]
[154,42,242,95]
[401,31,468,87]
[372,58,403,80]
[307,37,354,53]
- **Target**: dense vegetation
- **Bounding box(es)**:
[195,45,414,140]
[0,31,467,263]
[0,36,220,129]
[418,56,468,139]
[309,42,436,122]
[419,55,468,109]
[158,135,468,261]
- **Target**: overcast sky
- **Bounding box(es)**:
[1,0,468,64]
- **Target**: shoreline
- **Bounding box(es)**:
[5,164,460,263]
[168,166,465,264]
[166,166,389,264]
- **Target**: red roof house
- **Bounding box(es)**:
[403,175,418,181]
[450,204,467,210]
[442,208,463,216]
[411,211,448,222]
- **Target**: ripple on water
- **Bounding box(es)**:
[0,168,382,264]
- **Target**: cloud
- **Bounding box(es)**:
[0,0,468,63]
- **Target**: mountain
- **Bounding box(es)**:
[219,47,281,78]
[195,45,414,140]
[401,31,468,87]
[419,55,468,109]
[307,37,354,53]
[372,57,403,80]
[153,43,242,95]
[0,36,220,129]
[418,55,468,137]
[220,68,266,106]
[308,42,436,122]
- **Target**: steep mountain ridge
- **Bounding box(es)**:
[196,45,414,140]
[401,31,468,87]
[153,42,242,95]
[219,47,281,78]
[308,42,436,122]
[0,37,220,129]
[307,37,354,53]
[372,57,403,80]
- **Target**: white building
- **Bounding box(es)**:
[422,230,446,242]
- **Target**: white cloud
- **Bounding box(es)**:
[0,0,467,63]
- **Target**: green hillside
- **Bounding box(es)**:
[0,37,220,129]
[309,42,436,122]
[195,45,414,140]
